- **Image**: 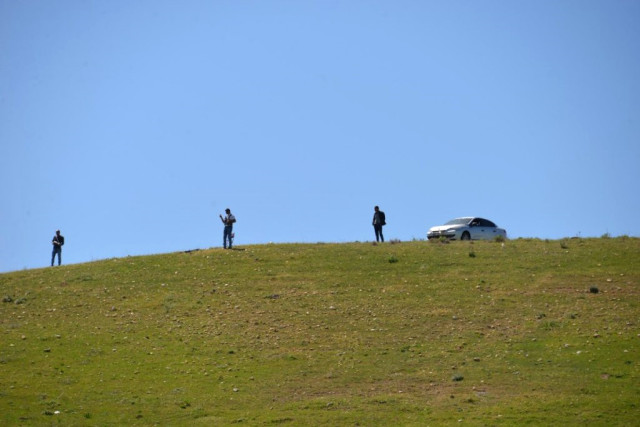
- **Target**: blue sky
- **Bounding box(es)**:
[1,0,639,272]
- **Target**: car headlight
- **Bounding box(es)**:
[446,229,456,234]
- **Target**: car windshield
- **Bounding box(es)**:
[444,218,471,226]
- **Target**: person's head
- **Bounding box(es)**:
[374,206,379,212]
[225,208,231,214]
[56,230,61,235]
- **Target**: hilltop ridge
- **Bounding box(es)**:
[1,238,638,425]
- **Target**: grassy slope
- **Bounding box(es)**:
[1,238,638,425]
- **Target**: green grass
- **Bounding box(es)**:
[1,238,639,425]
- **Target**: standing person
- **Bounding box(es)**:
[219,208,236,249]
[372,206,386,243]
[51,230,64,266]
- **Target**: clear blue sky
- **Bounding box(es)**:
[2,1,639,272]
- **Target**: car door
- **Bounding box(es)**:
[468,218,482,239]
[478,219,497,240]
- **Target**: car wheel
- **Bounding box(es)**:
[461,231,471,241]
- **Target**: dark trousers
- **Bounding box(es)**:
[51,247,62,266]
[223,226,233,248]
[374,224,384,242]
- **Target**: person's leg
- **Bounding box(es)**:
[224,226,232,248]
[228,228,233,249]
[380,228,384,242]
[374,225,381,242]
[57,250,62,266]
[52,248,61,266]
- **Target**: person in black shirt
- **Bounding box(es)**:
[51,230,64,266]
[372,206,386,243]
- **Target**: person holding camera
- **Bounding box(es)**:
[51,230,65,266]
[219,208,236,249]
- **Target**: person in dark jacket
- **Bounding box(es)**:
[51,230,64,266]
[372,206,386,242]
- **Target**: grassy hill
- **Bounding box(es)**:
[1,238,638,425]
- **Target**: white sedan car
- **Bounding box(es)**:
[427,217,507,241]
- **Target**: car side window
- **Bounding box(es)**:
[479,219,496,227]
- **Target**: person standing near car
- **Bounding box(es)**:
[51,229,64,266]
[220,208,236,249]
[372,206,386,243]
